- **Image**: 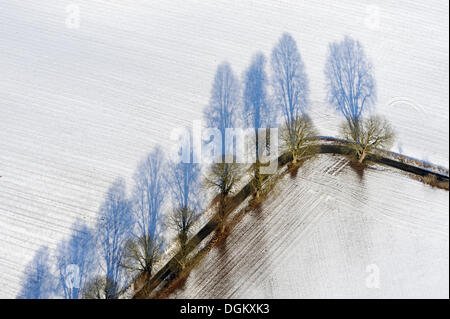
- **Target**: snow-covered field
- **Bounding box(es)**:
[171,155,449,298]
[0,1,448,298]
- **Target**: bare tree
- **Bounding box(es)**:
[325,36,376,134]
[243,53,273,197]
[132,147,166,242]
[123,147,166,280]
[81,275,115,299]
[168,207,198,269]
[121,235,161,278]
[204,162,241,232]
[280,115,317,163]
[203,61,242,232]
[340,115,395,163]
[271,33,310,163]
[97,177,133,299]
[167,148,202,269]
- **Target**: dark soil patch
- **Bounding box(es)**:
[348,159,366,180]
[287,162,300,179]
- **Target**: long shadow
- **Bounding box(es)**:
[55,220,96,299]
[17,246,54,299]
[17,219,96,299]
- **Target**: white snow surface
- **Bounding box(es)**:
[0,1,448,298]
[171,155,449,299]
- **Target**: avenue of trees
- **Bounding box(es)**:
[19,33,395,299]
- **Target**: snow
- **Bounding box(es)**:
[170,155,449,298]
[0,1,448,298]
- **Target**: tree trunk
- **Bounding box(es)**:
[254,129,261,198]
[219,195,226,219]
[219,195,226,233]
[220,222,226,234]
[254,161,261,198]
[358,150,367,163]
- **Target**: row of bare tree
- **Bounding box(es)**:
[18,33,394,299]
